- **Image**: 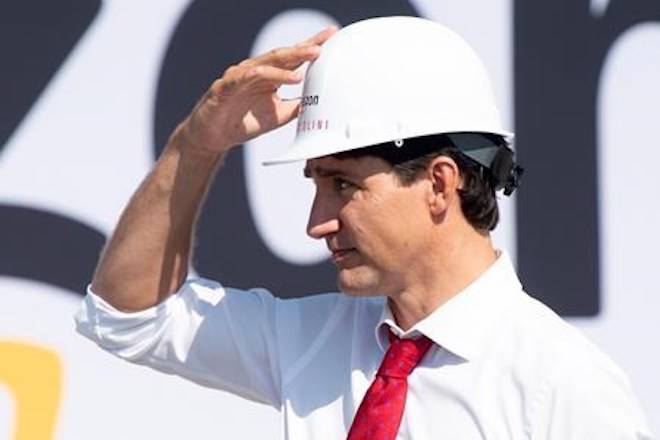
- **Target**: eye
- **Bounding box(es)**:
[333,177,354,193]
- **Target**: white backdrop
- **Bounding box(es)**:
[0,0,657,437]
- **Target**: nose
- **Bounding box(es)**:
[306,192,340,240]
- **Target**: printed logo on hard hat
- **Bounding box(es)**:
[298,94,328,133]
[297,119,329,133]
[301,94,319,107]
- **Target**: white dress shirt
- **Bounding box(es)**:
[75,253,653,439]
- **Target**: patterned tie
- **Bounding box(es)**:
[346,331,433,440]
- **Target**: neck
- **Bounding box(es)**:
[388,227,497,331]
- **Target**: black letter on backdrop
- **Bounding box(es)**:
[0,0,100,150]
[0,206,104,294]
[515,0,660,315]
[0,1,102,295]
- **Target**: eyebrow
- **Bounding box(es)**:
[303,164,347,179]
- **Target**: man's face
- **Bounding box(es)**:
[305,155,434,296]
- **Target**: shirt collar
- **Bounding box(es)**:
[374,251,522,361]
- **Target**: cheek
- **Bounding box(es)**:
[384,188,429,225]
[341,182,431,251]
[369,198,429,252]
[390,199,433,251]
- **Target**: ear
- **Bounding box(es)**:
[426,155,461,216]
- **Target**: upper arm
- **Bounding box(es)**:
[76,278,284,407]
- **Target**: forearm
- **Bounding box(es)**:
[88,28,333,311]
[91,125,226,311]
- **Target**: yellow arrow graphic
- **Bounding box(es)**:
[0,341,62,440]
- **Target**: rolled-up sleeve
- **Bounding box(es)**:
[75,278,283,407]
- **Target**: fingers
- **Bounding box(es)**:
[213,64,302,98]
[297,25,338,47]
[249,45,321,71]
[275,99,301,126]
[248,25,338,71]
[245,64,303,88]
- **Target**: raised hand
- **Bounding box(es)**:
[177,26,337,157]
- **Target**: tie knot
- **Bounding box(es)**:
[377,332,433,379]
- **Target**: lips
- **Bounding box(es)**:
[330,247,356,264]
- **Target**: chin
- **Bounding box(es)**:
[336,269,383,297]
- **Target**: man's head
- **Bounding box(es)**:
[270,16,523,297]
[304,134,507,297]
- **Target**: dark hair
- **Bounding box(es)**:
[333,134,500,231]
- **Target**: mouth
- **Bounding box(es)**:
[330,248,356,264]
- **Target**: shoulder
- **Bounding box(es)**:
[507,293,620,379]
[499,291,627,389]
[501,292,652,438]
[184,279,350,315]
[273,288,385,314]
[181,279,384,335]
[274,292,384,334]
[274,293,385,379]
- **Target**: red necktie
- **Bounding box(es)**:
[346,331,433,440]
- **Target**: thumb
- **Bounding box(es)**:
[275,98,301,127]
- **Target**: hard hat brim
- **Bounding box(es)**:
[263,129,514,166]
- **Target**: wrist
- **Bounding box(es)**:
[168,121,232,164]
[154,126,224,202]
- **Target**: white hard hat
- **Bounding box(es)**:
[264,16,513,166]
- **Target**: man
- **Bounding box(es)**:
[76,16,652,439]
